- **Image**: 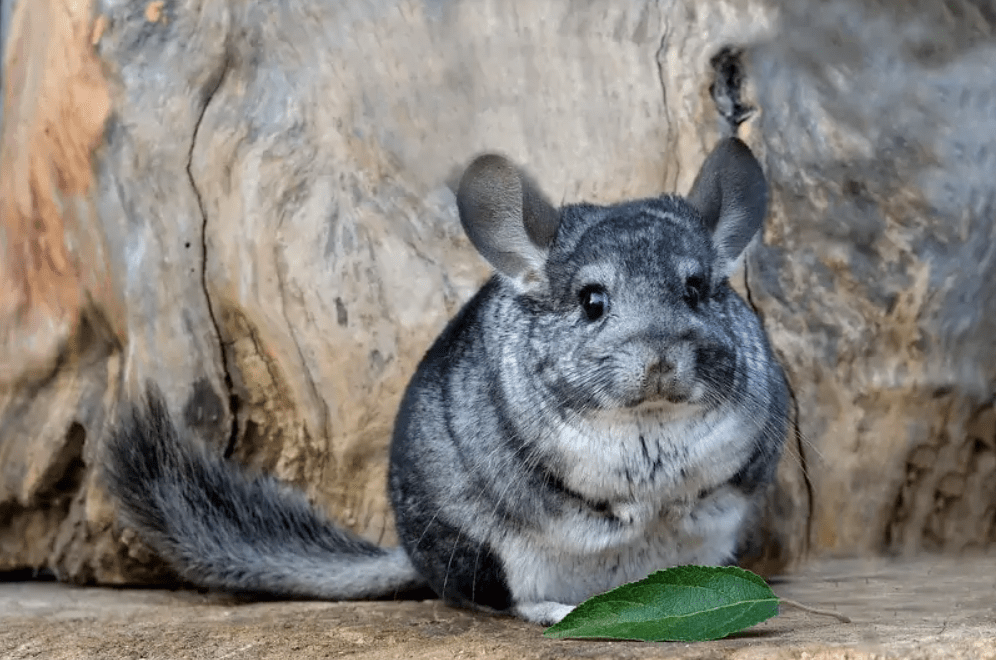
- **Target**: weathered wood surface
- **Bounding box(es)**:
[0,0,993,585]
[3,557,996,660]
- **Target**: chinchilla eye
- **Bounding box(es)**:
[684,274,706,309]
[578,285,609,322]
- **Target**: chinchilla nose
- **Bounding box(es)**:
[638,329,694,377]
[639,339,696,400]
[644,356,674,380]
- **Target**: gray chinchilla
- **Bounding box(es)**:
[105,136,789,625]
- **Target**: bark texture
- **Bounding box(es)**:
[0,0,993,584]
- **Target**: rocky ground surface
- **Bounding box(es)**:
[1,556,994,660]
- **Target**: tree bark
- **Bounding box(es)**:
[1,0,993,585]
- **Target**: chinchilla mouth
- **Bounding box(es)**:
[624,384,696,408]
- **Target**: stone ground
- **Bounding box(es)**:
[1,556,993,660]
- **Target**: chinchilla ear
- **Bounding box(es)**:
[685,137,768,280]
[456,154,560,289]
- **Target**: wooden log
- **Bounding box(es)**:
[0,0,993,585]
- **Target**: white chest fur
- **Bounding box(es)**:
[500,485,749,605]
[500,403,755,606]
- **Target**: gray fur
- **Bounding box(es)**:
[104,391,426,599]
[456,153,560,288]
[686,137,768,280]
[105,137,789,626]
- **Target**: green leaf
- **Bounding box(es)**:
[543,565,779,642]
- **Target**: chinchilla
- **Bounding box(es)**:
[105,136,789,625]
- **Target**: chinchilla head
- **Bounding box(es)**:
[456,138,769,413]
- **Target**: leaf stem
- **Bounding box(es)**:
[778,598,852,623]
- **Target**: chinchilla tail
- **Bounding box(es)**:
[103,386,426,599]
